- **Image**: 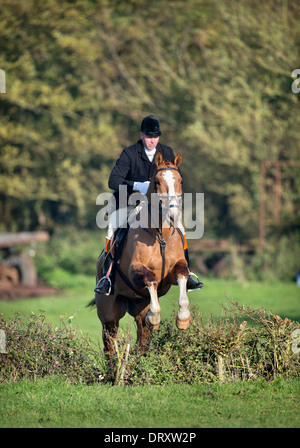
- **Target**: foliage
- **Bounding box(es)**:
[0,0,299,244]
[216,233,300,282]
[33,227,105,284]
[1,302,299,386]
[0,312,105,384]
[244,234,300,282]
[112,303,300,385]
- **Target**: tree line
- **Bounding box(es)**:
[0,0,299,244]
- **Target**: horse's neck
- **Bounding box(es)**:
[141,200,174,236]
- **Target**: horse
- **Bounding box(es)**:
[94,152,191,355]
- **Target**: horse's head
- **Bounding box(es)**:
[150,152,183,227]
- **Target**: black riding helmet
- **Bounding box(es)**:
[140,115,161,137]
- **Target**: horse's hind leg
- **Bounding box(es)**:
[95,294,127,357]
[127,299,151,353]
[135,312,151,352]
[102,320,119,357]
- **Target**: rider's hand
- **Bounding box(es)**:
[133,181,150,195]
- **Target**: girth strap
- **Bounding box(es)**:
[115,262,171,299]
[115,263,150,299]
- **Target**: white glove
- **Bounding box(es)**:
[133,181,150,195]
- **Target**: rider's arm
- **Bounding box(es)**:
[108,149,135,194]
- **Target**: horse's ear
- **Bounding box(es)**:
[174,152,182,167]
[155,152,164,167]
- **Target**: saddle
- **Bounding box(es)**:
[111,226,129,264]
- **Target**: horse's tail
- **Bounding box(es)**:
[86,297,96,307]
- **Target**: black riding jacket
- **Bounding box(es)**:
[108,139,176,196]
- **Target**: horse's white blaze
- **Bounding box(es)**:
[177,277,190,321]
[163,170,176,198]
[162,170,180,225]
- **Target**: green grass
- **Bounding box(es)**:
[0,376,299,428]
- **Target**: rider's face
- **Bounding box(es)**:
[140,132,159,151]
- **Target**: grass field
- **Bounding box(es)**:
[1,377,299,428]
[1,276,299,428]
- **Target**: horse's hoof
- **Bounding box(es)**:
[145,320,160,330]
[145,319,160,331]
[145,312,161,330]
[176,315,191,330]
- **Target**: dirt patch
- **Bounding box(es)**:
[0,282,59,301]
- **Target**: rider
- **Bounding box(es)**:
[94,115,203,295]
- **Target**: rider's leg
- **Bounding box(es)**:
[177,223,203,291]
[94,207,134,295]
[94,208,120,295]
[94,229,114,295]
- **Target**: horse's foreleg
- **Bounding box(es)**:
[130,264,161,330]
[170,261,191,330]
[145,275,161,330]
[176,276,191,329]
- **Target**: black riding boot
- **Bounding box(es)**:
[94,253,113,295]
[184,248,204,291]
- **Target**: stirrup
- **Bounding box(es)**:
[187,272,203,292]
[94,275,112,296]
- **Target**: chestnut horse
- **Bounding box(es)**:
[94,152,191,355]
